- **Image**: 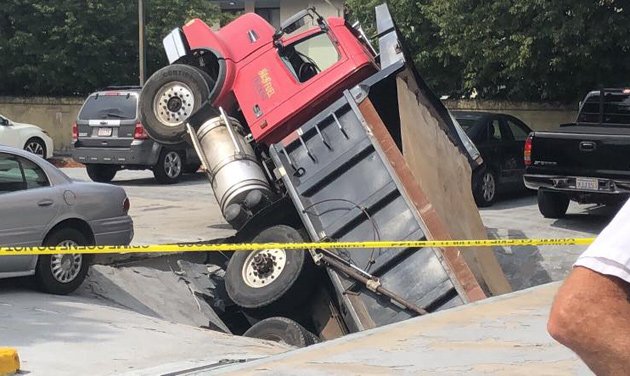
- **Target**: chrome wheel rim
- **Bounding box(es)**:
[153,81,195,126]
[482,172,496,202]
[164,151,182,178]
[25,141,44,157]
[51,240,82,283]
[242,249,287,288]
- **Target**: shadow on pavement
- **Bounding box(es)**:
[110,172,208,187]
[487,228,552,291]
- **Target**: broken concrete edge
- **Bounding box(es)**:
[212,282,566,375]
[0,347,20,375]
[92,237,235,266]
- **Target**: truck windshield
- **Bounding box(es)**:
[79,94,137,120]
[577,92,630,126]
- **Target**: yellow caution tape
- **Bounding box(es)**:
[0,347,19,375]
[0,238,595,256]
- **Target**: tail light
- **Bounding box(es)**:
[134,122,149,140]
[524,133,533,167]
[72,122,78,142]
[123,197,130,214]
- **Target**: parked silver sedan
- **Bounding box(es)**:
[0,146,133,294]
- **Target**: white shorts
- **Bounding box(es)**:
[574,198,630,283]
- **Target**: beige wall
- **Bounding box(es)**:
[0,97,83,154]
[445,99,578,132]
[0,97,577,155]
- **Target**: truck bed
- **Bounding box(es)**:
[527,125,630,184]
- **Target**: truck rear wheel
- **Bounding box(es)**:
[225,225,314,312]
[537,189,569,218]
[243,317,319,348]
[140,64,216,144]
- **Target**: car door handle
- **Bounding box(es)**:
[37,199,54,207]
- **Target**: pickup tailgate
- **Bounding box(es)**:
[530,126,630,180]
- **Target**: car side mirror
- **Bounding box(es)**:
[0,117,10,126]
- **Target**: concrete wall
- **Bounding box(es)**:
[444,100,578,131]
[0,97,83,154]
[0,98,577,155]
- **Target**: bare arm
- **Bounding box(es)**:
[548,266,630,375]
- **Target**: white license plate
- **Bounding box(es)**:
[576,177,599,191]
[97,127,112,137]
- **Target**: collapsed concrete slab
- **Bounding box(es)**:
[0,288,288,376]
[212,282,589,375]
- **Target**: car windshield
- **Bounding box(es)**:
[79,94,137,120]
[578,92,630,125]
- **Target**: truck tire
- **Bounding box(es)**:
[243,317,318,348]
[153,149,183,184]
[86,164,118,183]
[35,227,93,295]
[140,64,216,144]
[225,225,314,311]
[537,189,569,218]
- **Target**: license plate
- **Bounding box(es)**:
[97,127,112,137]
[576,177,599,191]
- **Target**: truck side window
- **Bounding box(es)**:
[280,33,341,83]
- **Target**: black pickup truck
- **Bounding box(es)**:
[524,88,630,218]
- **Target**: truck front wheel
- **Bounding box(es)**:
[225,225,314,312]
[140,64,216,144]
[537,189,569,218]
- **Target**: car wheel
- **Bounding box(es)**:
[24,137,46,159]
[153,149,183,184]
[537,189,569,218]
[243,317,319,348]
[183,163,201,174]
[86,164,118,183]
[35,228,92,295]
[473,169,497,207]
[140,64,216,144]
[225,225,314,312]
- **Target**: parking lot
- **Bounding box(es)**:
[60,167,618,291]
[0,166,619,375]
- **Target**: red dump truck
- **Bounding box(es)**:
[139,4,495,345]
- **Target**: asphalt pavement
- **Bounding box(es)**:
[2,168,620,375]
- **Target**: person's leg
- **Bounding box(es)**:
[548,266,630,375]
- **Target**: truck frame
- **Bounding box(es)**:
[140,4,496,343]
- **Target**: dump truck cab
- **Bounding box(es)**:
[161,8,377,144]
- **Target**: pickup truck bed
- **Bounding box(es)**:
[524,89,630,217]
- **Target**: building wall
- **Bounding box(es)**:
[445,100,578,131]
[0,97,83,154]
[0,97,578,155]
